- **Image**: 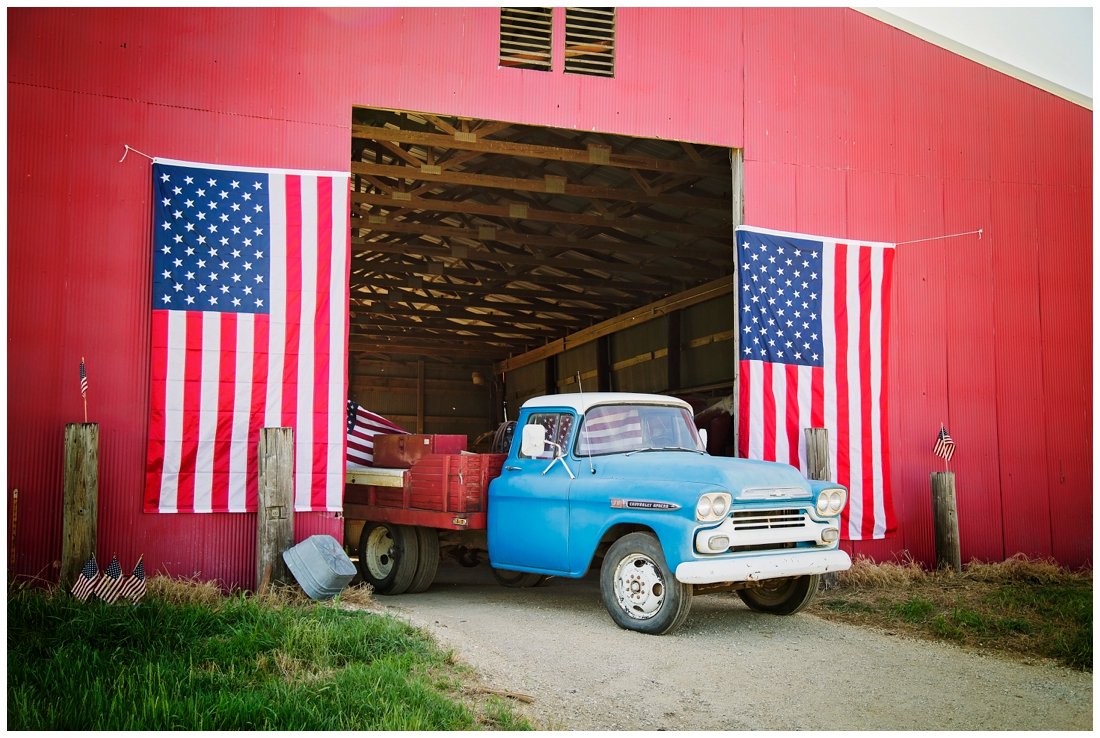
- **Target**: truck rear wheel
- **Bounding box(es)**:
[737,574,821,615]
[406,526,440,594]
[600,532,693,635]
[358,522,419,595]
[491,567,549,588]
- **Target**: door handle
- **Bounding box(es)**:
[504,465,521,471]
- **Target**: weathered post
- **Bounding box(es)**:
[804,427,837,588]
[804,427,830,482]
[256,427,294,593]
[930,472,961,572]
[62,423,99,588]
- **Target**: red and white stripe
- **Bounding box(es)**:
[578,406,644,455]
[739,231,895,540]
[145,163,349,513]
[347,406,408,468]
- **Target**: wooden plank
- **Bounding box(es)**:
[351,191,731,239]
[256,427,294,593]
[351,217,727,260]
[61,423,98,589]
[350,161,731,211]
[496,276,734,372]
[345,468,407,488]
[350,124,729,178]
[352,238,705,277]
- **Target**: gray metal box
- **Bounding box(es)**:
[282,534,357,600]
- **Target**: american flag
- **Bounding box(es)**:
[70,555,99,602]
[736,225,896,540]
[144,159,350,513]
[577,406,643,455]
[93,555,124,604]
[118,556,147,604]
[80,358,88,399]
[934,424,956,461]
[347,400,407,468]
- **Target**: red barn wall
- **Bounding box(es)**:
[7,7,1091,588]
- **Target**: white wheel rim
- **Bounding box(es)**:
[365,527,396,580]
[613,553,666,620]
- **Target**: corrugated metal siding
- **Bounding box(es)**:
[8,7,1092,589]
[991,181,1051,559]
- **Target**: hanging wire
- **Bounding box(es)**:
[895,228,983,246]
[118,145,155,163]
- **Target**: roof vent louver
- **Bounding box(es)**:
[500,7,553,71]
[564,7,615,78]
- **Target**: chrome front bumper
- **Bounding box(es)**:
[674,549,852,585]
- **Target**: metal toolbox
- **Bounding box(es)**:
[373,433,468,468]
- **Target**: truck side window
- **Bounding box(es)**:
[521,412,574,459]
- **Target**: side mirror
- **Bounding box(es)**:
[520,424,548,457]
[698,428,709,452]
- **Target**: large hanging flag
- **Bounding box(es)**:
[144,159,350,513]
[736,225,896,540]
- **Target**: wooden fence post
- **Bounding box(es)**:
[804,427,830,482]
[930,472,961,572]
[61,423,98,588]
[257,427,294,593]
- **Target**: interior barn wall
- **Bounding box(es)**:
[7,7,1090,590]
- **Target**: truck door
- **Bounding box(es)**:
[488,410,575,573]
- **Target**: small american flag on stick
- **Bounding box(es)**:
[934,424,956,463]
[118,556,147,604]
[94,555,124,604]
[71,555,99,602]
[80,357,88,422]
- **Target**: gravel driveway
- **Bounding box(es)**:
[372,560,1092,731]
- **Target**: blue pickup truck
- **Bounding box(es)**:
[344,392,851,634]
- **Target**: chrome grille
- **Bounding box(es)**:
[731,508,807,531]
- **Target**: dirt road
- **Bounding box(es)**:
[373,561,1092,731]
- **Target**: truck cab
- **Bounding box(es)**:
[488,392,851,634]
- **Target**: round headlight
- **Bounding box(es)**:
[696,496,713,518]
[711,495,729,517]
[828,490,846,514]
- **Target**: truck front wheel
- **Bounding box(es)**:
[357,522,419,595]
[600,532,693,635]
[737,574,821,615]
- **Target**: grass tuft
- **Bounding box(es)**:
[816,554,1092,671]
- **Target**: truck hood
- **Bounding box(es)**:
[587,451,815,500]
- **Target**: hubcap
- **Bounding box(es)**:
[613,553,665,620]
[365,527,396,580]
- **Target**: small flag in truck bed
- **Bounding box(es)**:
[347,400,408,468]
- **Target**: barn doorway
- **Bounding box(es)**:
[347,106,738,441]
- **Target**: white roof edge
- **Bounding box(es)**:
[520,392,693,414]
[856,8,1093,111]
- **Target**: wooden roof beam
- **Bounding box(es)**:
[350,123,729,178]
[349,161,730,211]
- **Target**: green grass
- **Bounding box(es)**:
[7,583,531,731]
[815,556,1092,671]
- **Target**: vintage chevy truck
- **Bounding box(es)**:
[344,392,852,634]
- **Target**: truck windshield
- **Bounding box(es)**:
[575,404,704,457]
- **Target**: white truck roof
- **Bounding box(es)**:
[519,392,693,415]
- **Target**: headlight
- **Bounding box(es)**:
[696,492,731,522]
[815,488,847,517]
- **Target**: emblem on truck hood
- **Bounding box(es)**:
[737,487,808,501]
[610,498,681,511]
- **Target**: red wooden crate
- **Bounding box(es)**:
[407,453,506,513]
